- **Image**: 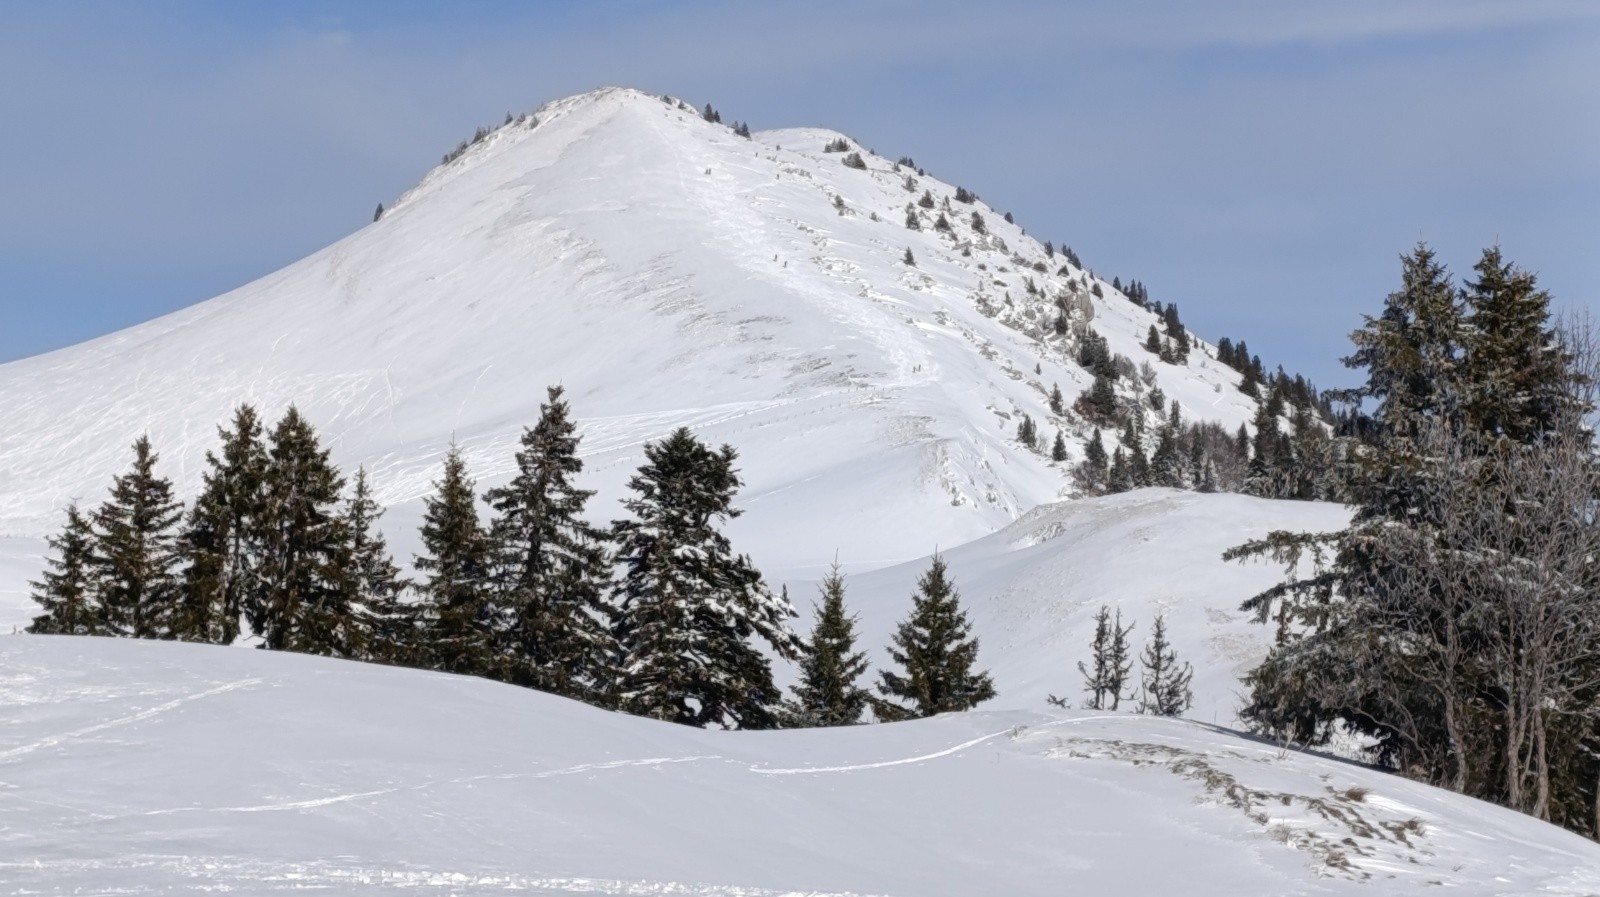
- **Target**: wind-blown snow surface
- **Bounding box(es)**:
[3,637,1597,896]
[0,87,1258,578]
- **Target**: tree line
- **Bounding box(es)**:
[1228,244,1600,838]
[28,387,995,729]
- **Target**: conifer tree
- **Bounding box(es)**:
[1017,414,1038,450]
[254,408,357,657]
[1137,614,1193,716]
[1051,429,1068,463]
[1460,246,1572,443]
[874,555,995,720]
[484,386,616,700]
[27,504,101,635]
[1048,383,1065,415]
[612,428,800,729]
[788,565,871,727]
[1144,325,1163,356]
[1077,605,1134,709]
[177,405,267,644]
[94,436,184,639]
[903,247,916,266]
[415,443,496,676]
[342,467,412,665]
[1107,447,1132,494]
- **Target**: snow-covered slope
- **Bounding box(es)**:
[818,489,1349,725]
[0,87,1257,575]
[3,636,1596,896]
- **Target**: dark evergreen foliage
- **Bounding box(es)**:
[26,504,100,635]
[93,436,183,639]
[1136,614,1193,716]
[254,408,357,657]
[177,405,266,644]
[787,565,871,727]
[415,444,496,676]
[874,555,995,720]
[484,386,617,700]
[612,428,800,730]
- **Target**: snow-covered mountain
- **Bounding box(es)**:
[5,87,1596,892]
[5,635,1597,896]
[0,87,1257,574]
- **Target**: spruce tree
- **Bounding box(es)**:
[788,565,871,727]
[343,467,412,665]
[903,247,916,266]
[1077,605,1134,710]
[1089,373,1117,422]
[254,408,357,657]
[415,443,496,677]
[874,555,995,720]
[1137,614,1193,716]
[93,436,184,639]
[484,386,616,700]
[1144,325,1163,356]
[1049,383,1065,415]
[176,404,267,644]
[1051,430,1068,463]
[1460,246,1572,443]
[612,428,800,729]
[27,504,101,635]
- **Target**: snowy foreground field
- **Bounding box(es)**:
[4,636,1599,896]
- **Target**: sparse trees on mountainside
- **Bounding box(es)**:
[874,555,995,721]
[787,565,872,727]
[1229,243,1600,837]
[611,427,800,730]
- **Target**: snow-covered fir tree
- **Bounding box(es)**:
[611,427,800,729]
[484,386,616,702]
[1075,605,1134,710]
[414,443,497,677]
[786,564,871,727]
[1136,613,1193,716]
[253,407,357,657]
[342,467,411,666]
[874,554,994,720]
[26,504,100,636]
[176,404,267,644]
[93,435,183,639]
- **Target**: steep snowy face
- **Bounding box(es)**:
[0,87,1258,571]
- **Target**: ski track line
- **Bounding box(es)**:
[0,678,262,763]
[749,716,1101,776]
[135,755,724,817]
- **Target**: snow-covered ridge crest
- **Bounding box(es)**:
[0,86,1257,577]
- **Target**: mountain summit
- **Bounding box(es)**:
[0,87,1259,571]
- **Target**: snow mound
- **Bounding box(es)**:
[2,636,1595,895]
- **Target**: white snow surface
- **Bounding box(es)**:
[3,635,1598,896]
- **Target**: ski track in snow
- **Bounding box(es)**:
[132,722,1065,818]
[0,677,261,763]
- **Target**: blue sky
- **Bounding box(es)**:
[1,1,1595,390]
